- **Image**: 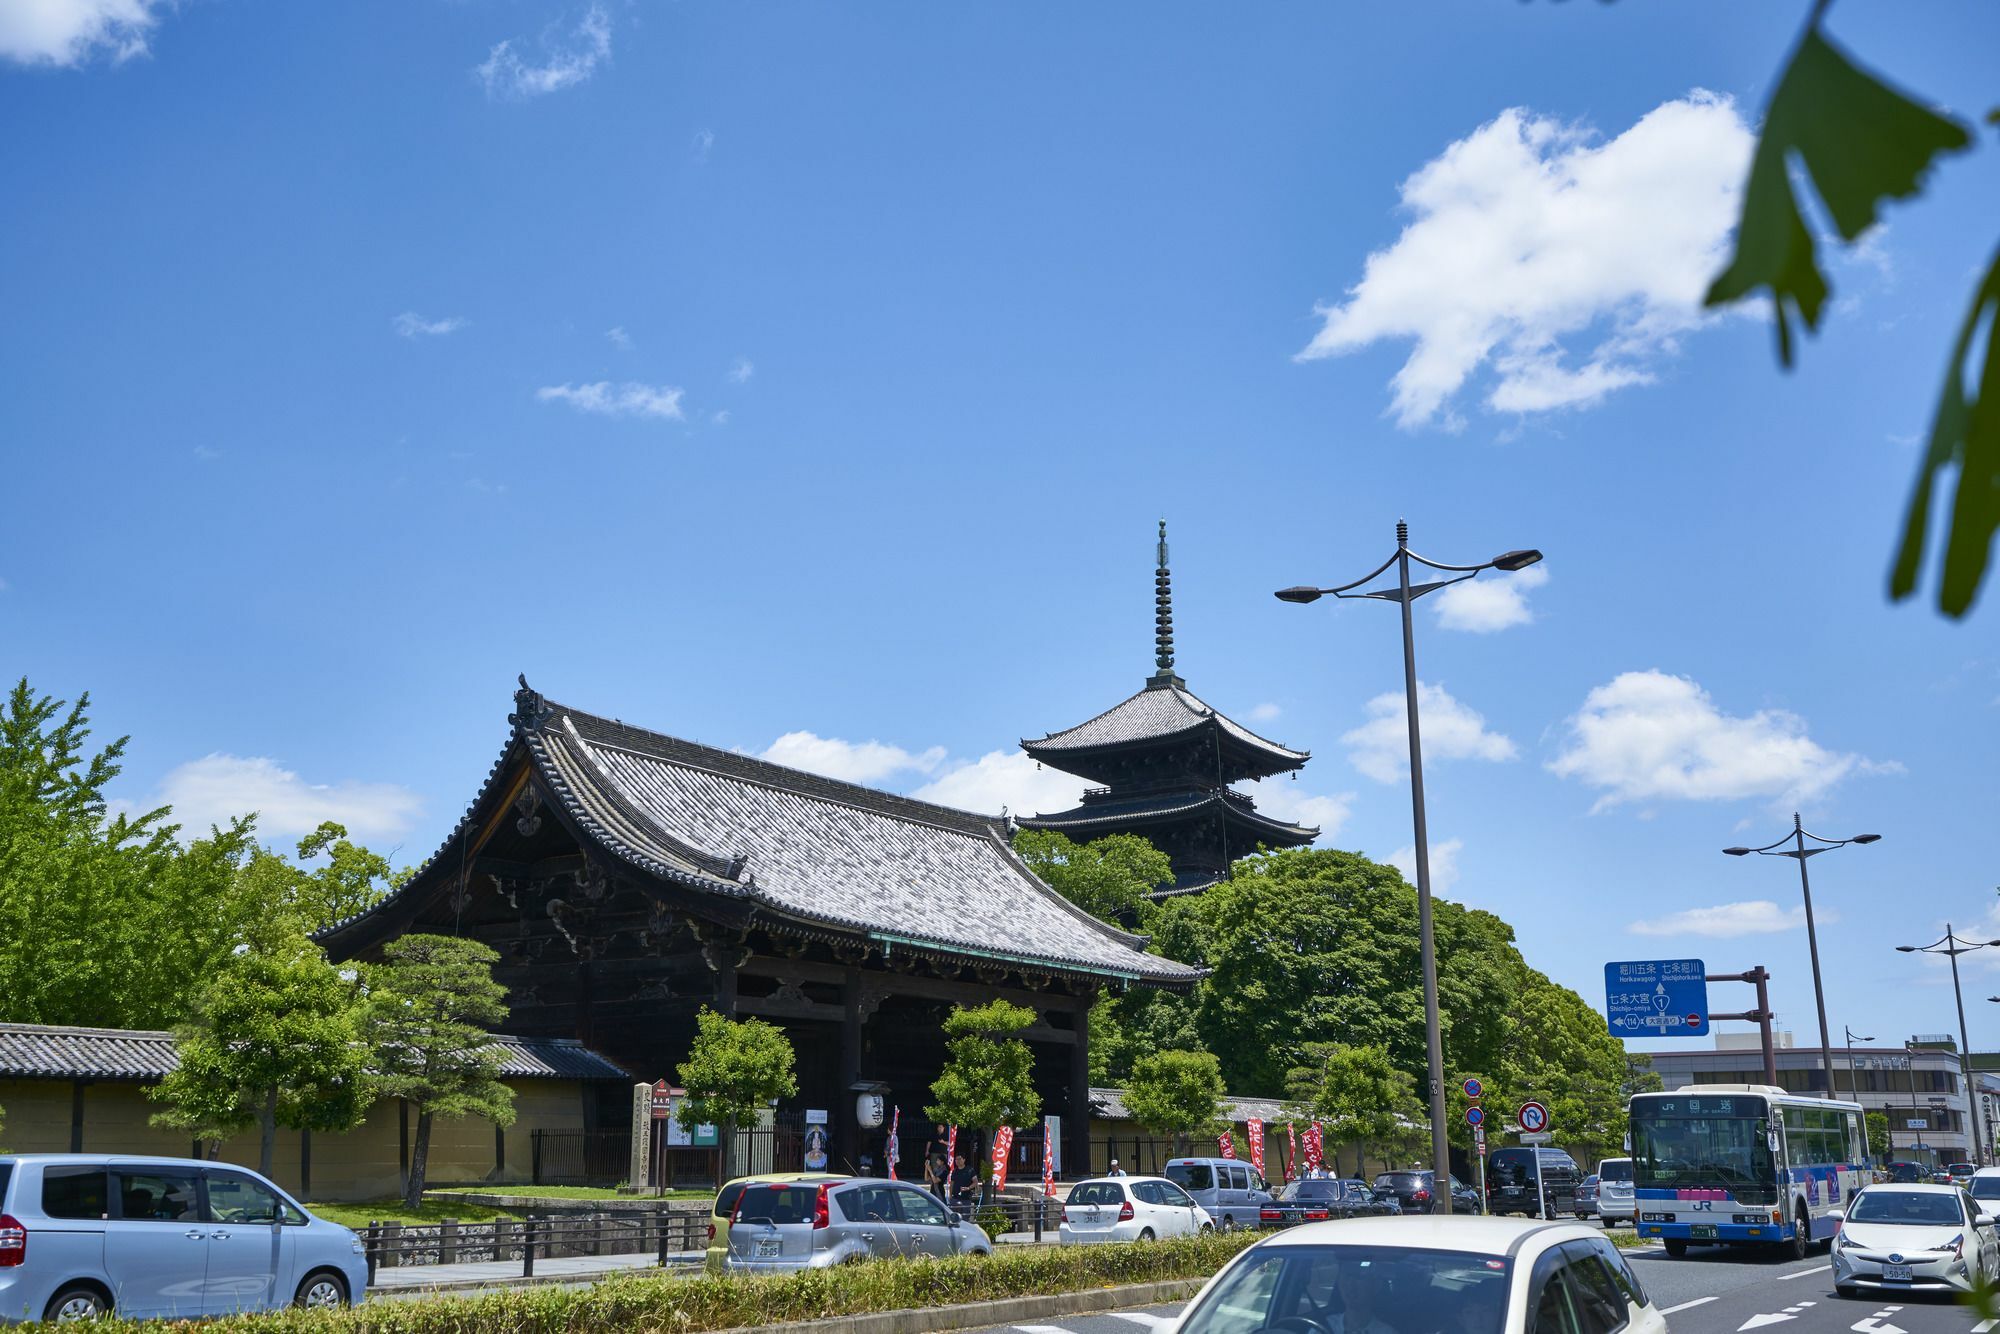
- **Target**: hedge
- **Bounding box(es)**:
[23,1232,1262,1332]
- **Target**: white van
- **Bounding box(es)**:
[1596,1157,1635,1227]
[1164,1158,1273,1231]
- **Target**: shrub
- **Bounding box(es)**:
[975,1206,1011,1241]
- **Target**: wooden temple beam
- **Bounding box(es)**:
[737,954,1092,1011]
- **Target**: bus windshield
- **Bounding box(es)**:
[1631,1094,1779,1207]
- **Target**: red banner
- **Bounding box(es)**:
[1042,1117,1057,1196]
[1247,1119,1265,1177]
[1217,1129,1236,1159]
[991,1126,1015,1192]
[1304,1121,1324,1172]
[1286,1123,1299,1184]
[946,1124,958,1176]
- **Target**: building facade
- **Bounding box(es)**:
[1648,1035,1974,1168]
[1019,524,1316,894]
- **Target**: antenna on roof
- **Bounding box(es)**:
[1154,519,1175,675]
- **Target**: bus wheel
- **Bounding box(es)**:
[1664,1239,1688,1258]
[1787,1210,1810,1262]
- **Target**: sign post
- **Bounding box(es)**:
[1517,1101,1552,1219]
[1604,960,1709,1038]
[1463,1077,1486,1204]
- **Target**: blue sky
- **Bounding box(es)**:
[5,1,1999,1061]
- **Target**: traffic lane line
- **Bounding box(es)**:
[1780,1264,1834,1280]
[1661,1296,1719,1315]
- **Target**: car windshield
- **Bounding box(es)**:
[1631,1094,1780,1206]
[1848,1191,1964,1225]
[1167,1164,1214,1192]
[1375,1173,1422,1190]
[1070,1182,1125,1206]
[1179,1244,1511,1334]
[735,1184,819,1225]
[1970,1179,2000,1201]
[1291,1180,1341,1199]
[1599,1160,1633,1182]
[1950,1163,1977,1175]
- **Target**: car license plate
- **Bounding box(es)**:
[756,1238,780,1258]
[1690,1224,1717,1240]
[1884,1263,1913,1282]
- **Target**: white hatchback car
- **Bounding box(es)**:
[1170,1216,1662,1334]
[1831,1183,1999,1297]
[1059,1176,1213,1244]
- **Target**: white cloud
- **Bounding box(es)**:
[1629,899,1829,938]
[477,4,611,100]
[1548,669,1894,812]
[1248,702,1282,722]
[758,732,946,786]
[393,311,467,338]
[1342,681,1517,784]
[728,357,754,384]
[605,326,632,350]
[1296,92,1753,428]
[537,381,685,420]
[1433,565,1549,633]
[1,0,163,67]
[712,410,731,426]
[133,754,423,843]
[692,128,715,164]
[1240,776,1355,843]
[909,751,1087,820]
[1388,836,1462,892]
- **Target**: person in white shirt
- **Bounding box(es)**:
[1107,1160,1128,1177]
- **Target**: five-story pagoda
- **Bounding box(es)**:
[1019,523,1317,894]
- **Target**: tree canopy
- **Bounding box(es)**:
[926,1000,1041,1137]
[1013,830,1172,927]
[677,1008,799,1175]
[1123,1049,1224,1154]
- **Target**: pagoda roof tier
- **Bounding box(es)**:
[1021,678,1308,784]
[1018,785,1318,846]
[320,679,1198,989]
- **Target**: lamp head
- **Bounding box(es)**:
[1897,945,1919,953]
[1722,847,1752,857]
[1491,549,1544,572]
[1852,833,1882,845]
[1275,586,1324,605]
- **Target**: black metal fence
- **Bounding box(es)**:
[530,1129,631,1186]
[361,1211,709,1284]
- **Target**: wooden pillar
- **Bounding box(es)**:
[840,967,864,1170]
[713,955,738,1019]
[300,1129,312,1200]
[69,1080,88,1153]
[1067,993,1093,1179]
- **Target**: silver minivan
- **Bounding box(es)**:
[724,1178,993,1272]
[0,1154,367,1324]
[1164,1158,1273,1231]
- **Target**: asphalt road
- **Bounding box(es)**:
[961,1241,1996,1334]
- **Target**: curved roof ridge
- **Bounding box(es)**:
[1022,680,1308,763]
[1021,788,1319,839]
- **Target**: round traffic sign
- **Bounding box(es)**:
[1518,1100,1550,1134]
[1465,1105,1485,1127]
[1462,1077,1484,1101]
[1687,1013,1702,1027]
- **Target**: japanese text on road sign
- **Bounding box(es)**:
[1603,959,1709,1037]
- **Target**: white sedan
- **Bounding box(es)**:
[1832,1183,2000,1297]
[1170,1216,1664,1334]
[1059,1176,1213,1244]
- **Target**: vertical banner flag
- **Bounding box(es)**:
[1304,1121,1324,1172]
[1247,1119,1266,1178]
[1286,1123,1299,1184]
[886,1106,901,1180]
[946,1124,958,1176]
[1217,1129,1236,1159]
[1042,1117,1057,1197]
[991,1125,1015,1191]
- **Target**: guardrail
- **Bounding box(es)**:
[361,1210,709,1283]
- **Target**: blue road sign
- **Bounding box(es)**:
[1604,959,1709,1037]
[1462,1077,1484,1101]
[1465,1106,1485,1127]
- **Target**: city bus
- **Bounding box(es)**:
[1630,1084,1869,1260]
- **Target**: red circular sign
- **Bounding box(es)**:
[1687,1014,1702,1027]
[1518,1100,1550,1133]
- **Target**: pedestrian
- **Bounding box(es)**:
[948,1151,977,1211]
[924,1141,949,1196]
[1107,1158,1128,1178]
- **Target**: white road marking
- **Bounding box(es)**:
[1971,1321,1997,1333]
[1109,1317,1178,1330]
[1739,1314,1794,1330]
[1778,1264,1832,1280]
[1850,1314,1906,1334]
[1662,1298,1718,1315]
[1013,1326,1077,1333]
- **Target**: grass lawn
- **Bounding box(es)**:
[428,1185,712,1202]
[305,1199,532,1229]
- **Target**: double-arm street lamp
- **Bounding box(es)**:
[1897,927,2000,1166]
[1724,818,1880,1099]
[1843,1024,1873,1103]
[1276,521,1542,1214]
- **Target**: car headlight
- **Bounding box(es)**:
[352,1239,367,1255]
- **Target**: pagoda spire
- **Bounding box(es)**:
[1150,519,1182,687]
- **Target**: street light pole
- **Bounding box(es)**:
[1277,524,1543,1215]
[1842,1024,1873,1104]
[1724,818,1880,1100]
[1898,926,2000,1167]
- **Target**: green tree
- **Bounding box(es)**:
[1286,1042,1416,1177]
[1013,830,1172,927]
[0,679,268,1030]
[1124,1049,1225,1156]
[150,922,372,1174]
[1866,1110,1890,1164]
[361,934,516,1210]
[292,822,410,933]
[1701,12,1994,617]
[1493,969,1634,1167]
[676,1008,799,1179]
[925,1001,1042,1174]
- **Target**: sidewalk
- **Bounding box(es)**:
[367,1251,703,1294]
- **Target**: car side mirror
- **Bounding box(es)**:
[1979,1214,1996,1228]
[1826,1209,1844,1222]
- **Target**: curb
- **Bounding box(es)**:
[738,1278,1206,1334]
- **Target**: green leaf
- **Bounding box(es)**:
[1893,246,2000,616]
[1706,28,1971,364]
